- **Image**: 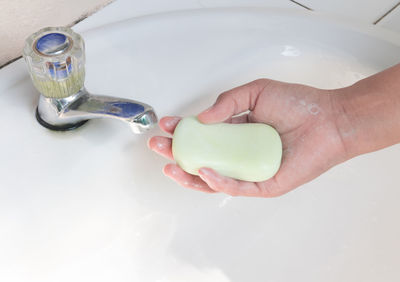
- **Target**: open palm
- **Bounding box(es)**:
[149,79,347,197]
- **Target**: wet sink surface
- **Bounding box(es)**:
[1,8,400,282]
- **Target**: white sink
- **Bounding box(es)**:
[1,8,400,282]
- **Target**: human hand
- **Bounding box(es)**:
[149,79,348,197]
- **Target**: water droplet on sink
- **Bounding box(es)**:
[281,45,301,57]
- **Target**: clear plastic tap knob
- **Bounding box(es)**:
[23,27,85,99]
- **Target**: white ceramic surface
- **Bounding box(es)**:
[1,8,400,282]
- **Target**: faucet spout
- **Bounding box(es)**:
[37,88,158,133]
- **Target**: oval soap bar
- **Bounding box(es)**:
[172,117,282,182]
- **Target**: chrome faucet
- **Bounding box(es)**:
[23,27,157,132]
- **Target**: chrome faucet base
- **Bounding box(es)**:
[36,89,157,133]
[35,108,89,131]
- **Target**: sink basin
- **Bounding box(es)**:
[1,8,400,282]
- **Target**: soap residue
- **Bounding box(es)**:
[307,103,321,115]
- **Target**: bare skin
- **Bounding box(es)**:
[148,63,400,197]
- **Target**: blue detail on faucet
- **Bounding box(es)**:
[97,102,145,118]
[36,33,68,54]
[36,33,73,79]
[47,60,72,79]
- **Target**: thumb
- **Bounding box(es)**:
[197,79,269,124]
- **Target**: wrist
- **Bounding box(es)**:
[332,70,400,159]
[331,85,367,159]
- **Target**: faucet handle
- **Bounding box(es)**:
[23,27,85,99]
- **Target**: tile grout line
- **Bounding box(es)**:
[0,56,22,70]
[374,1,400,24]
[288,0,313,11]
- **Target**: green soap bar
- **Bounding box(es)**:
[172,117,282,182]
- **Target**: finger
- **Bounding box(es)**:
[198,167,261,196]
[198,167,284,197]
[159,116,181,135]
[148,136,174,160]
[197,79,270,124]
[163,164,217,193]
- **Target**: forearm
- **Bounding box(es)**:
[334,63,400,158]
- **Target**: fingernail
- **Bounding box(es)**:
[198,167,214,179]
[169,165,179,176]
[148,137,158,150]
[198,174,206,183]
[156,138,168,150]
[164,116,181,128]
[163,164,176,176]
[198,167,208,174]
[171,169,178,176]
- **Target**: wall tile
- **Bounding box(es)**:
[75,0,303,32]
[296,0,399,23]
[377,4,400,33]
[0,0,112,67]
